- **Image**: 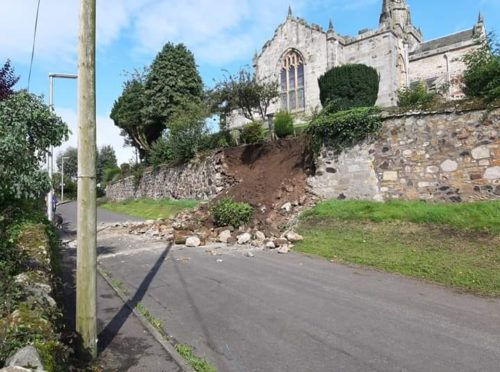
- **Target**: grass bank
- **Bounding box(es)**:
[100,198,199,220]
[295,200,500,296]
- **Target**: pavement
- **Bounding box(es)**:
[59,202,500,372]
[57,202,182,372]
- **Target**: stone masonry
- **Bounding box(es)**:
[105,151,236,201]
[308,107,500,202]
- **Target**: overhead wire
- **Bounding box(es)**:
[27,0,42,91]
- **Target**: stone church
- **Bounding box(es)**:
[230,0,486,127]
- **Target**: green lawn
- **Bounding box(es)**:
[100,198,199,220]
[295,200,500,296]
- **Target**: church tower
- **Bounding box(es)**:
[379,0,422,47]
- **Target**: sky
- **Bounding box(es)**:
[1,0,499,165]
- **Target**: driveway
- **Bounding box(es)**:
[60,202,500,372]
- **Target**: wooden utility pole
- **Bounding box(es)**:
[76,0,97,358]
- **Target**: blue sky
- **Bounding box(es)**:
[1,0,498,164]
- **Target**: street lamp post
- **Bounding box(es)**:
[46,73,78,221]
[61,156,69,203]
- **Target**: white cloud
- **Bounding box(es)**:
[0,0,313,66]
[54,107,135,165]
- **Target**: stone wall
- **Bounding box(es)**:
[105,151,235,201]
[308,107,500,202]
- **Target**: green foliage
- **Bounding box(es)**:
[209,67,279,126]
[462,33,500,101]
[240,121,265,144]
[110,77,157,160]
[199,130,234,152]
[397,81,438,109]
[149,102,209,165]
[102,167,121,186]
[176,343,216,372]
[56,147,78,180]
[97,145,118,185]
[0,59,19,101]
[0,92,68,205]
[144,43,204,130]
[211,197,253,228]
[318,64,379,111]
[306,107,382,154]
[273,111,294,138]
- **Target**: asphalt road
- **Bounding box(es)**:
[59,202,500,372]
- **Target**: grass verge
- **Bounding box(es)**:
[301,199,500,233]
[296,201,500,296]
[176,344,217,372]
[100,198,199,220]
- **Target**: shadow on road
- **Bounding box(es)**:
[98,243,172,352]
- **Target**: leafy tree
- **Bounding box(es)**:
[97,145,117,184]
[0,60,19,101]
[56,147,78,180]
[209,68,279,126]
[150,101,209,165]
[143,43,204,130]
[110,77,158,160]
[318,64,379,112]
[462,33,500,101]
[0,92,68,205]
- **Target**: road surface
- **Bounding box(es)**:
[60,202,500,372]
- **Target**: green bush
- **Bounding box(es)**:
[397,81,438,109]
[103,167,121,185]
[240,121,265,144]
[199,130,233,151]
[211,197,253,228]
[149,137,174,167]
[318,64,379,112]
[307,107,382,154]
[462,34,500,101]
[273,111,294,138]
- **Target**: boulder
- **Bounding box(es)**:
[254,231,266,241]
[6,346,44,371]
[237,233,252,245]
[185,236,201,247]
[277,245,290,254]
[286,232,304,242]
[281,202,292,213]
[274,238,288,247]
[265,241,276,249]
[218,230,232,243]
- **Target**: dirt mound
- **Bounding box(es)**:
[214,137,316,232]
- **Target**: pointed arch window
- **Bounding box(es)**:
[280,50,305,111]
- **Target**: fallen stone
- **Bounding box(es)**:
[265,241,276,249]
[277,245,290,254]
[286,232,304,242]
[218,230,232,243]
[254,231,266,241]
[274,238,288,247]
[216,259,223,263]
[0,367,32,372]
[6,346,43,371]
[237,233,252,245]
[281,202,292,213]
[245,252,255,258]
[185,236,201,247]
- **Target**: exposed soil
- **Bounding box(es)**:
[205,137,317,233]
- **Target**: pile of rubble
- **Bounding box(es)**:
[105,206,305,254]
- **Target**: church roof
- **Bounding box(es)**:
[411,29,475,55]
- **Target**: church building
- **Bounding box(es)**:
[231,0,486,127]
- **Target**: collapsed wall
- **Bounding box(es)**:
[106,107,499,203]
[308,107,499,202]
